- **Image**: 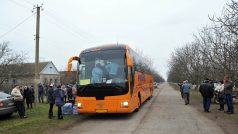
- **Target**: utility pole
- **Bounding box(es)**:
[33,4,43,105]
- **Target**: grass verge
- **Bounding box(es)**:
[0,103,80,134]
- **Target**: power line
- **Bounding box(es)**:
[8,0,32,11]
[43,8,98,44]
[0,13,35,39]
[43,13,96,44]
[22,0,34,6]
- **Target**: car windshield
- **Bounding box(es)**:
[78,49,127,85]
[0,92,10,99]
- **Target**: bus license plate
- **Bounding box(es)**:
[95,109,107,113]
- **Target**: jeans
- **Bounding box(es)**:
[203,97,211,112]
[226,94,234,112]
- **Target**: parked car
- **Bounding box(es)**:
[0,92,17,117]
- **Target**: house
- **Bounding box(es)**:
[60,71,77,84]
[0,61,60,91]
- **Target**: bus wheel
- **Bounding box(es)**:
[134,93,141,112]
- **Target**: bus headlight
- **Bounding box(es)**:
[121,101,129,108]
[77,102,83,109]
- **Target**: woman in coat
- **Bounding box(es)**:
[11,85,27,118]
[54,84,64,119]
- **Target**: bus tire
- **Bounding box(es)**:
[148,88,153,100]
[148,95,152,100]
[134,93,141,112]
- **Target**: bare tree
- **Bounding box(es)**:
[168,0,238,83]
[0,41,26,87]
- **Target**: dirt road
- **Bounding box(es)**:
[53,83,224,134]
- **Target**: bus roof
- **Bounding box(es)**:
[81,44,128,54]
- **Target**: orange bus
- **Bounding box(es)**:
[68,44,154,113]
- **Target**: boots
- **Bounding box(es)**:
[58,115,63,120]
[48,113,53,119]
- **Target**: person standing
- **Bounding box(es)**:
[223,75,234,114]
[30,85,35,103]
[23,86,33,109]
[178,82,183,99]
[215,81,225,111]
[72,84,77,105]
[181,80,191,105]
[38,83,44,103]
[199,79,214,112]
[91,63,103,83]
[48,83,55,119]
[61,84,67,103]
[66,84,73,101]
[54,84,64,119]
[11,85,27,118]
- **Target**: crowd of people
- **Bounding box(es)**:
[178,75,235,114]
[10,83,77,119]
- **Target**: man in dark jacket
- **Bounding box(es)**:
[223,75,234,114]
[38,83,44,103]
[199,79,214,112]
[23,86,33,108]
[48,83,55,119]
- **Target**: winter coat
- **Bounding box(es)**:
[199,82,214,98]
[54,88,64,107]
[182,83,191,93]
[11,87,23,101]
[215,84,224,93]
[24,87,33,103]
[67,86,72,96]
[38,85,44,95]
[48,87,55,104]
[224,81,234,95]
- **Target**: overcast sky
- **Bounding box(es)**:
[0,0,227,80]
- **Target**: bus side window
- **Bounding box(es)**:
[130,66,134,95]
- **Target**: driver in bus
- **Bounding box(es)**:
[91,63,103,83]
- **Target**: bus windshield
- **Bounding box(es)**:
[78,49,128,98]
